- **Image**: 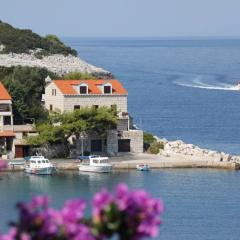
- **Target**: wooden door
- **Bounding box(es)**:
[15,145,24,158]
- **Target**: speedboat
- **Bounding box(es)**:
[234,81,240,90]
[79,155,112,173]
[136,164,150,171]
[24,156,56,175]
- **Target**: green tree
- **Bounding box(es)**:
[1,66,58,123]
[28,107,118,146]
[62,71,96,80]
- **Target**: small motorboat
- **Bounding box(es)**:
[24,156,56,175]
[136,164,150,171]
[79,155,112,173]
[234,81,240,90]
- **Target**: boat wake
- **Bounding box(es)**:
[174,76,238,91]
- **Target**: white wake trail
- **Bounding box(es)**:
[175,76,238,91]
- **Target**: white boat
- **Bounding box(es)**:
[136,164,150,171]
[234,82,240,90]
[79,155,112,173]
[24,156,56,175]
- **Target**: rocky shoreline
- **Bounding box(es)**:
[0,52,113,78]
[155,137,240,164]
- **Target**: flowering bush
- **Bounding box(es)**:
[0,160,7,171]
[0,184,163,240]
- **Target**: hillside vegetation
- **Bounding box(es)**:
[1,66,59,123]
[0,21,77,56]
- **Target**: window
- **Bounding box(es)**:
[74,105,80,110]
[104,86,112,94]
[50,104,53,112]
[94,105,99,109]
[80,86,87,94]
[52,89,56,96]
[3,116,11,125]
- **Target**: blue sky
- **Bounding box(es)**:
[1,0,240,38]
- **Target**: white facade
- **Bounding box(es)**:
[0,99,13,131]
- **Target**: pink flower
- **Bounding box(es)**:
[92,188,113,219]
[62,199,86,223]
[0,160,7,170]
[0,227,17,240]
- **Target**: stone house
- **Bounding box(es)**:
[0,82,37,159]
[42,77,143,155]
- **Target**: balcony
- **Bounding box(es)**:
[0,104,11,112]
[0,104,12,116]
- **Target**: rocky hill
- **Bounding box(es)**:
[0,21,112,77]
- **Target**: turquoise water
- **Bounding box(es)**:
[64,38,240,155]
[1,170,240,240]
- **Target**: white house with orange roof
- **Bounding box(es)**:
[42,78,128,113]
[0,82,38,159]
[0,82,15,157]
[43,77,143,155]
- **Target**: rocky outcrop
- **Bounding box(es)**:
[0,52,113,78]
[155,137,240,163]
[0,44,4,52]
[29,143,69,159]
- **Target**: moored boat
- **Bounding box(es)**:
[24,156,56,175]
[79,155,112,173]
[136,164,150,171]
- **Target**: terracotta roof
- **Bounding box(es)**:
[0,82,11,100]
[0,131,15,137]
[53,79,128,95]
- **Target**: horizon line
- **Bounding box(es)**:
[59,36,240,41]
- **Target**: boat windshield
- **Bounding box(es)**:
[30,160,36,164]
[100,160,109,163]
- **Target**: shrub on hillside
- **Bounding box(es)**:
[0,20,77,56]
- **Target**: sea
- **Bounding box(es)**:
[1,39,240,239]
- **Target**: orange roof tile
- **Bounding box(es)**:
[0,82,11,100]
[0,131,15,137]
[53,79,127,95]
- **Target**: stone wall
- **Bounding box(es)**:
[107,129,143,155]
[63,95,128,113]
[120,130,143,153]
[117,118,129,131]
[107,130,118,155]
